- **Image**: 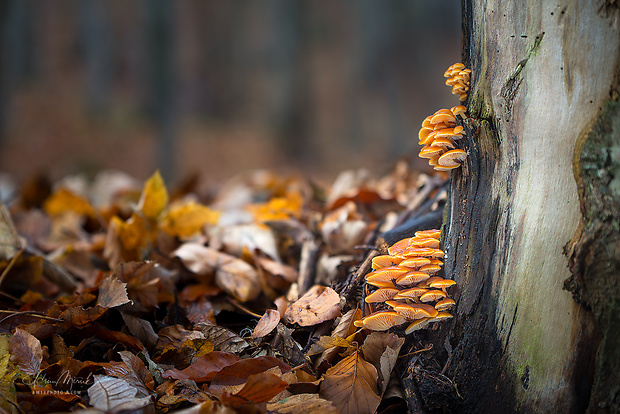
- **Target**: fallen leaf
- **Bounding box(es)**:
[209,356,291,395]
[0,201,22,261]
[97,277,131,308]
[319,351,381,414]
[284,285,341,326]
[0,334,17,411]
[162,351,240,383]
[216,257,261,302]
[306,335,352,357]
[87,375,152,411]
[43,187,95,218]
[314,308,362,366]
[252,309,280,338]
[9,328,42,376]
[361,332,404,395]
[266,393,339,414]
[161,200,219,238]
[222,371,288,407]
[255,256,298,283]
[195,322,249,353]
[121,313,159,351]
[138,170,168,221]
[172,243,220,275]
[156,325,205,350]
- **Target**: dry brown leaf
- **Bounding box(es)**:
[9,328,42,376]
[97,276,131,308]
[361,332,404,396]
[267,393,339,414]
[195,322,250,353]
[156,325,205,351]
[319,350,381,414]
[0,334,17,411]
[0,201,22,261]
[284,285,341,327]
[172,242,221,275]
[314,308,362,366]
[121,313,158,351]
[162,351,240,383]
[216,258,261,302]
[307,335,352,357]
[209,356,291,395]
[252,309,281,338]
[320,201,368,254]
[254,256,298,283]
[222,371,288,407]
[87,374,152,411]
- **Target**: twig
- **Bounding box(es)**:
[0,310,64,324]
[398,344,434,358]
[225,298,262,319]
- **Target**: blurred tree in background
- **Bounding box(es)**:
[0,0,460,184]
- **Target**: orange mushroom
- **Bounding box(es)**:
[450,105,467,117]
[437,149,467,168]
[420,289,447,303]
[404,318,432,334]
[419,145,444,159]
[354,311,407,331]
[399,257,432,269]
[366,266,410,282]
[415,229,441,239]
[387,302,438,320]
[396,271,431,286]
[435,298,456,311]
[402,247,437,257]
[365,288,400,303]
[418,263,442,274]
[394,287,428,300]
[428,277,457,292]
[371,254,404,269]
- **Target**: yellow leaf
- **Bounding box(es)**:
[161,201,219,238]
[248,191,303,222]
[138,171,168,221]
[0,334,17,411]
[43,188,95,217]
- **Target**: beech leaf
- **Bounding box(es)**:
[267,393,339,414]
[319,351,381,414]
[0,334,17,410]
[87,375,152,411]
[252,309,281,338]
[138,170,168,221]
[222,371,288,407]
[162,351,240,383]
[161,200,219,238]
[121,313,158,351]
[361,332,404,395]
[97,277,131,308]
[284,285,341,326]
[195,322,249,353]
[9,328,42,376]
[209,356,291,395]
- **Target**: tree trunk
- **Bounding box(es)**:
[439,1,620,413]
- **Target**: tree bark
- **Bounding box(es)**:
[439,1,620,413]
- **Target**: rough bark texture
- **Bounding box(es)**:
[438,1,620,413]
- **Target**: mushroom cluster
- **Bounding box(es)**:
[444,62,471,102]
[416,63,471,172]
[354,229,457,334]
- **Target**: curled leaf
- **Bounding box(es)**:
[9,328,42,376]
[252,309,281,338]
[284,285,341,326]
[87,375,152,411]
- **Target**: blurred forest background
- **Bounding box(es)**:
[0,0,461,187]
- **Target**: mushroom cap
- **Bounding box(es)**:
[438,149,467,167]
[428,156,440,166]
[366,266,410,282]
[404,318,432,334]
[402,247,436,258]
[357,311,407,331]
[430,112,457,126]
[430,259,444,266]
[399,257,432,269]
[365,288,400,303]
[388,237,412,254]
[394,287,428,300]
[366,279,396,288]
[418,263,442,274]
[418,127,434,142]
[435,128,464,139]
[451,105,467,116]
[420,289,447,303]
[432,311,454,321]
[434,164,460,172]
[459,94,468,102]
[371,254,404,270]
[396,271,431,286]
[429,277,457,289]
[429,248,445,259]
[444,63,465,77]
[408,237,440,248]
[422,116,432,128]
[419,145,444,159]
[415,229,441,239]
[430,137,456,150]
[435,298,456,310]
[388,302,439,319]
[419,131,437,146]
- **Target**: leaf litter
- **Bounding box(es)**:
[0,164,452,413]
